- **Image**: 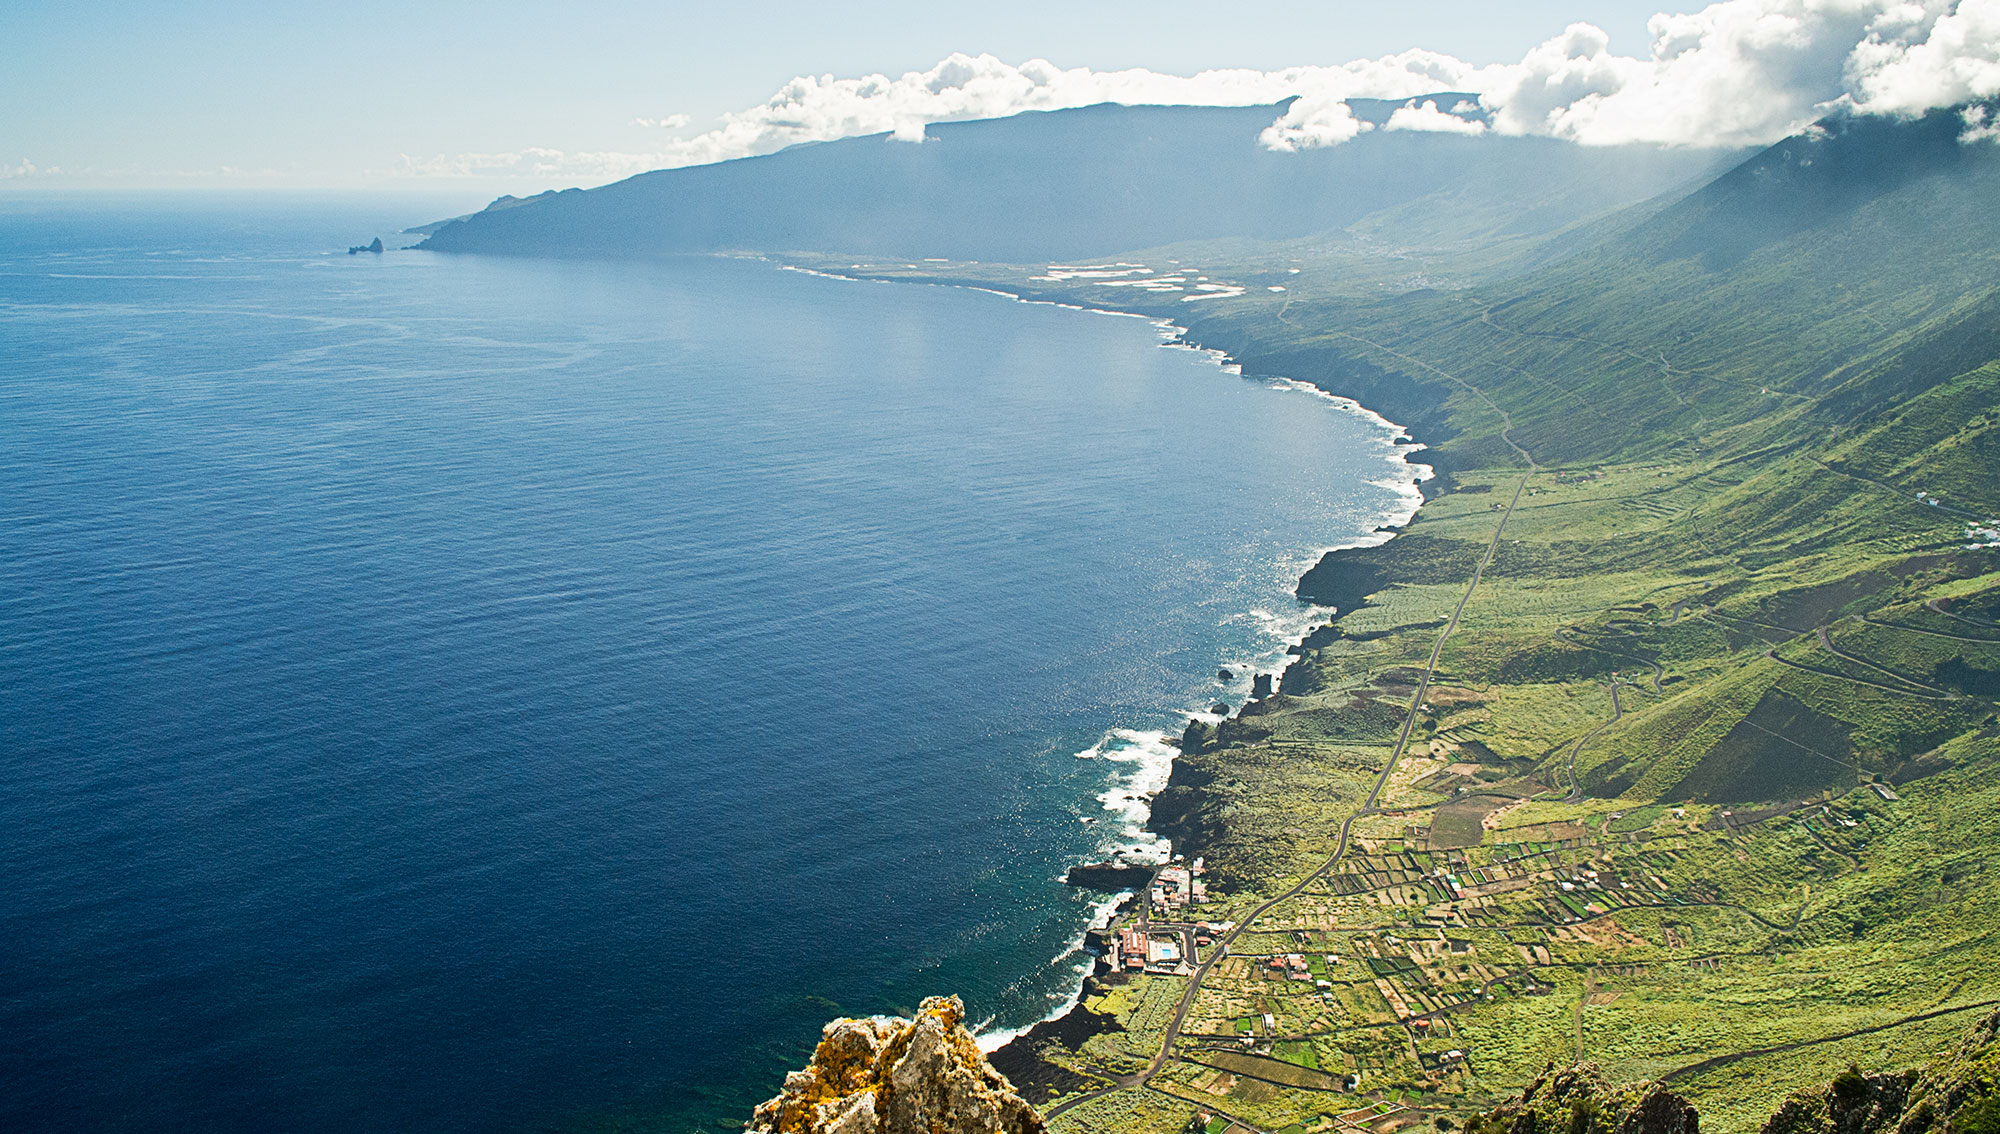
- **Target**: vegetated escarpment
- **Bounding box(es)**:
[1464,1008,2000,1134]
[839,101,2000,1133]
[1466,1063,1699,1134]
[426,91,2000,1132]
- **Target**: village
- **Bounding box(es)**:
[1100,858,1221,977]
[1057,775,1909,1134]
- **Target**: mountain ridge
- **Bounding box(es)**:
[763,103,2000,1133]
[405,96,2000,1134]
[416,97,1741,264]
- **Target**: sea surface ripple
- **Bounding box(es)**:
[0,197,1420,1133]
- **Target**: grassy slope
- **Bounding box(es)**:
[787,110,2000,1134]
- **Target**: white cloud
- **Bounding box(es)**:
[666,7,2000,157]
[1849,0,2000,113]
[399,3,2000,184]
[394,147,681,181]
[1960,103,2000,140]
[1474,2,1948,146]
[1471,1,2000,145]
[1260,97,1372,150]
[1,158,60,180]
[631,114,693,129]
[1384,99,1492,134]
[648,51,1483,164]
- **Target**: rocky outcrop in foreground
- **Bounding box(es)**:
[1463,1009,2000,1134]
[1760,1008,2000,1134]
[747,996,1044,1134]
[1465,1062,1698,1134]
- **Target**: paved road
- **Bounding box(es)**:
[1861,614,2000,643]
[1040,305,1993,1126]
[1658,999,2000,1084]
[1928,598,2000,630]
[1557,625,1665,694]
[1816,623,1954,697]
[1560,680,1622,802]
[1047,344,1540,1119]
[1762,645,1957,700]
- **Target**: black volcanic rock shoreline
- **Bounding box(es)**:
[399,240,1453,1108]
[986,979,1126,1105]
[1061,862,1156,891]
[987,315,1449,1097]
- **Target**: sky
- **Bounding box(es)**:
[4,0,1999,192]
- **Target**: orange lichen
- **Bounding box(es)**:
[747,996,1043,1134]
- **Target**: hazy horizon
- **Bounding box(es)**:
[11,0,2000,193]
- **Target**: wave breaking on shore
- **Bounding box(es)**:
[775,255,1435,1058]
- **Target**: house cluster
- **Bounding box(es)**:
[1263,953,1314,981]
[1114,926,1189,974]
[1420,1048,1467,1068]
[1556,868,1628,892]
[1151,857,1206,914]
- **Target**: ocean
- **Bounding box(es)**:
[0,195,1422,1132]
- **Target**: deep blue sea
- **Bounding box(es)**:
[0,195,1422,1133]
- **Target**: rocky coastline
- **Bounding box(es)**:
[1060,861,1157,891]
[752,261,1447,1103]
[989,322,1447,1101]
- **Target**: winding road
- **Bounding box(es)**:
[1046,335,1540,1121]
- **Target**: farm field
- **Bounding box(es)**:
[807,107,2000,1134]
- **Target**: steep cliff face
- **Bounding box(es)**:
[1462,1010,2000,1134]
[748,996,1045,1134]
[1760,1009,2000,1134]
[1464,1063,1699,1134]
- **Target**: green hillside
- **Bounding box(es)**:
[797,105,2000,1134]
[1463,1004,2000,1134]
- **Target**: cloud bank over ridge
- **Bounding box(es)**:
[403,0,2000,183]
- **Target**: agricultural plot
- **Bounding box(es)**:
[849,186,2000,1133]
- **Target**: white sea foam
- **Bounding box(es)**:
[773,257,1438,1054]
[973,944,1099,1053]
[970,888,1129,1053]
[777,264,863,283]
[1075,728,1177,864]
[1218,601,1330,696]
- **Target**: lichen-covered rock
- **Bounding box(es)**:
[747,996,1045,1134]
[1761,1009,2000,1134]
[1463,1011,2000,1134]
[1760,1068,1917,1134]
[1464,1062,1697,1134]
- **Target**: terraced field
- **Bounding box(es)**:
[795,105,2000,1134]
